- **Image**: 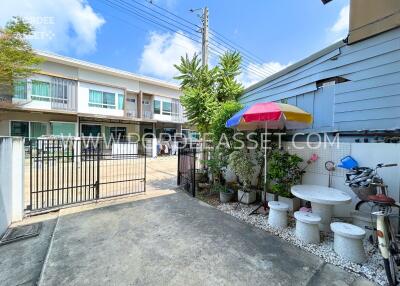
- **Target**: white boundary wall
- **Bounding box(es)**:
[283,142,400,217]
[0,137,24,236]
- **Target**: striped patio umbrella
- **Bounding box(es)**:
[226,102,312,130]
[225,102,313,213]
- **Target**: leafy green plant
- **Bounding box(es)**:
[268,149,303,198]
[212,183,231,193]
[174,52,243,135]
[210,101,242,146]
[203,147,228,184]
[0,17,42,101]
[228,149,254,191]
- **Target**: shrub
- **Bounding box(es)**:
[268,149,303,198]
[228,149,254,191]
[211,183,230,193]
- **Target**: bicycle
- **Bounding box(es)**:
[352,164,399,285]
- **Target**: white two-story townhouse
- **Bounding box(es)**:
[0,51,188,142]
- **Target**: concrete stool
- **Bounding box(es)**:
[331,222,366,263]
[268,201,289,228]
[294,211,321,244]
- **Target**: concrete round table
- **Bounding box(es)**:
[291,185,352,232]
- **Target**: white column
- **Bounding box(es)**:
[11,137,24,222]
[152,137,157,158]
[0,137,25,235]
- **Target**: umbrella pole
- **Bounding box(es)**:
[264,122,268,210]
[250,123,269,216]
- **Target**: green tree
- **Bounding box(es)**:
[210,100,242,146]
[174,51,243,135]
[0,17,42,102]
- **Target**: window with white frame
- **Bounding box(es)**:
[153,100,161,114]
[10,121,48,138]
[14,80,27,99]
[31,80,51,101]
[89,89,116,109]
[117,94,124,110]
[162,101,172,115]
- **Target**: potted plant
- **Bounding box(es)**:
[262,181,278,202]
[268,149,303,211]
[203,147,228,184]
[213,184,235,203]
[228,149,256,204]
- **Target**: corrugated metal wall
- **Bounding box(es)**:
[240,27,400,133]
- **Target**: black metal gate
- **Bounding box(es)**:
[177,143,197,197]
[26,138,146,212]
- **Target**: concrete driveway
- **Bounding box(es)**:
[6,191,368,286]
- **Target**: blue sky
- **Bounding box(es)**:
[0,0,349,86]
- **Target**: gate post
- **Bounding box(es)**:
[191,146,196,197]
[177,142,181,186]
[144,150,147,193]
[96,142,100,200]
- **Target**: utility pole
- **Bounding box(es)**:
[190,7,209,66]
[201,7,209,67]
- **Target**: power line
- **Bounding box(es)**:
[208,46,270,79]
[147,0,200,29]
[130,0,200,33]
[95,7,200,54]
[210,29,271,66]
[100,0,202,44]
[146,0,275,74]
[105,0,201,41]
[209,33,277,75]
[208,41,273,77]
[97,0,273,78]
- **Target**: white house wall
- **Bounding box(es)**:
[78,68,140,92]
[39,61,79,79]
[284,142,400,218]
[139,82,180,99]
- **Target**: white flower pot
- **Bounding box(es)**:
[238,190,256,204]
[278,196,300,212]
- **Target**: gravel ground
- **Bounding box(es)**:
[216,202,388,286]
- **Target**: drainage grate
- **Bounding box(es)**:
[0,223,42,246]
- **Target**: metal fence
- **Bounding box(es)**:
[26,138,146,212]
[177,143,197,196]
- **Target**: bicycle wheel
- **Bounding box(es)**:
[355,200,369,211]
[384,217,399,285]
[384,257,398,286]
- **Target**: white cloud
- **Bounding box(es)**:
[238,62,290,88]
[329,4,350,40]
[0,0,105,55]
[138,30,288,87]
[139,31,200,81]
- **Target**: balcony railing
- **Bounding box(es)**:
[143,111,153,119]
[125,110,137,118]
[13,77,77,112]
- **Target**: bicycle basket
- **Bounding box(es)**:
[351,185,377,201]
